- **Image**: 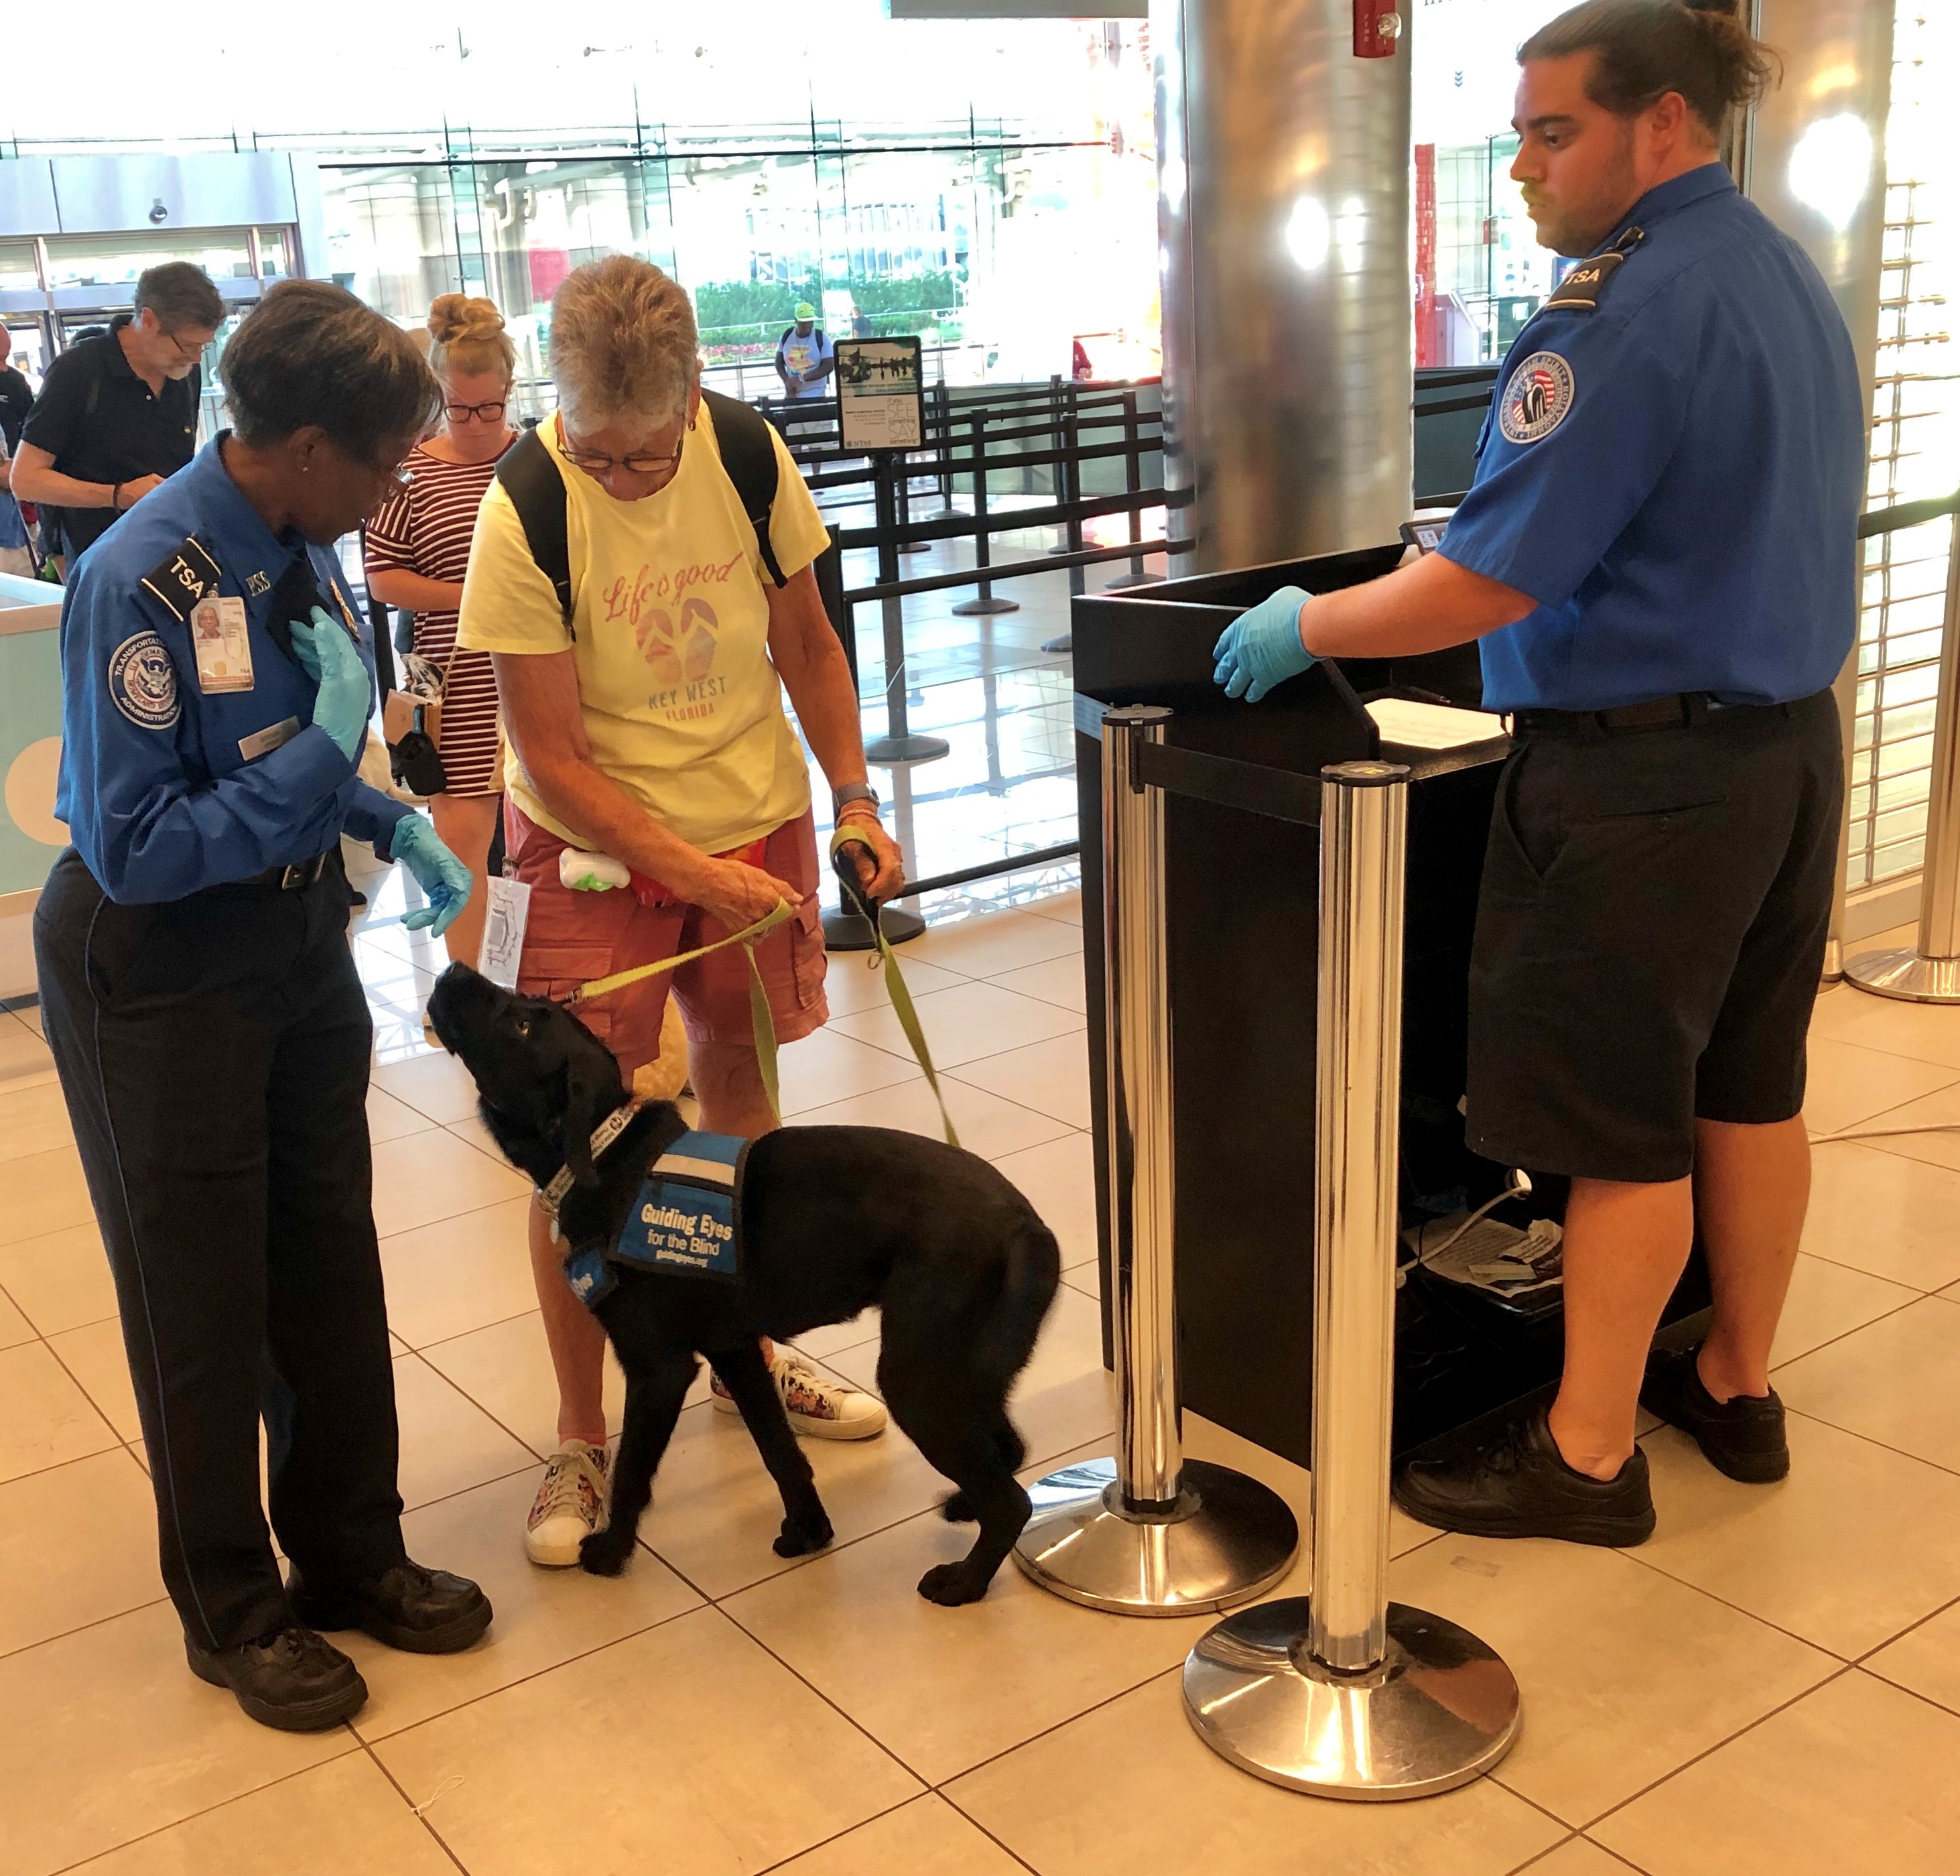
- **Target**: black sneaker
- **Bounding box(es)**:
[1641,1345,1789,1483]
[185,1624,367,1732]
[287,1560,493,1654]
[1392,1406,1656,1547]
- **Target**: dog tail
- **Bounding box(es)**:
[974,1214,1063,1387]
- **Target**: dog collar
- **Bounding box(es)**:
[540,1103,640,1232]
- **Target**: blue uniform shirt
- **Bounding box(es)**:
[54,436,412,901]
[1441,164,1865,712]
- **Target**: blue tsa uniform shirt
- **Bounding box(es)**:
[1441,164,1866,714]
[55,437,412,901]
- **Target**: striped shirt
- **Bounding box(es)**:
[365,440,511,797]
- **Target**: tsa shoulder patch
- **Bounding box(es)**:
[108,631,180,730]
[138,536,222,623]
[614,1130,748,1281]
[1498,352,1576,446]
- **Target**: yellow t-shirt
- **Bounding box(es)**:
[455,401,832,852]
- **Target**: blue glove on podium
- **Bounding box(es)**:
[1212,585,1317,703]
[391,816,474,938]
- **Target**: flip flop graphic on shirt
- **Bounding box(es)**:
[635,599,721,685]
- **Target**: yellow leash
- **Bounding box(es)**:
[565,900,796,1125]
[561,847,958,1149]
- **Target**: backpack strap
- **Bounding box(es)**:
[701,387,787,588]
[493,426,574,631]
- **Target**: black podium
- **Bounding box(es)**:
[1071,547,1709,1467]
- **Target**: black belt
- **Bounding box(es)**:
[1508,693,1792,739]
[238,852,336,891]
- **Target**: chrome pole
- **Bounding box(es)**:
[1847,511,1960,1002]
[1014,705,1299,1614]
[1183,762,1521,1798]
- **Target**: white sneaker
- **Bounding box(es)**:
[712,1350,888,1441]
[525,1440,609,1566]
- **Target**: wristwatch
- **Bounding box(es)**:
[834,781,880,816]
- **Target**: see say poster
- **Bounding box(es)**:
[835,336,925,452]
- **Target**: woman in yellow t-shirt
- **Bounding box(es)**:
[456,257,907,1568]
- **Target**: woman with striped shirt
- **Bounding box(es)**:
[365,296,518,964]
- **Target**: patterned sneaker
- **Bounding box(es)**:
[525,1440,609,1567]
[712,1350,888,1441]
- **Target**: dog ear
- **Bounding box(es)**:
[560,1048,623,1188]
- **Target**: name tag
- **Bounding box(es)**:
[476,875,533,989]
[239,716,301,761]
[191,595,254,694]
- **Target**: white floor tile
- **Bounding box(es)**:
[832,978,1084,1070]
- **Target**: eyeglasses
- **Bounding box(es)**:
[376,457,415,490]
[560,430,686,479]
[164,331,208,361]
[444,399,508,424]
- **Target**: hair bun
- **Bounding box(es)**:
[427,293,505,345]
[1683,0,1743,15]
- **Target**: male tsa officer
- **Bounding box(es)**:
[34,282,489,1732]
[1212,0,1864,1545]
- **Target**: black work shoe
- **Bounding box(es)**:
[1392,1407,1656,1547]
[1641,1345,1789,1483]
[185,1624,367,1732]
[287,1560,493,1655]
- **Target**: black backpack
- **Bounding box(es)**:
[495,388,787,632]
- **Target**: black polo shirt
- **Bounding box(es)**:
[21,315,200,557]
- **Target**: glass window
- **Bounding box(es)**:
[43,231,255,293]
[0,241,39,295]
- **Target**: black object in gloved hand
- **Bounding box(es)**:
[390,704,449,797]
[267,554,328,667]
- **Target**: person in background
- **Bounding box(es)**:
[0,432,33,578]
[33,280,489,1733]
[12,263,222,571]
[774,304,835,401]
[0,350,31,453]
[365,294,519,966]
[457,255,905,1566]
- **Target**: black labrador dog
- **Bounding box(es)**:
[426,963,1060,1605]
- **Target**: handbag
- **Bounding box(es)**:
[384,647,452,797]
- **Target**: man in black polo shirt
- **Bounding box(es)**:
[13,262,222,570]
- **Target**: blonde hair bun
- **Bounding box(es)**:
[428,294,505,345]
[426,294,519,386]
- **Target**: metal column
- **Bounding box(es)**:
[1013,706,1299,1614]
[1183,763,1520,1799]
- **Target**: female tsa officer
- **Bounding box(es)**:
[34,281,490,1733]
[1214,1,1863,1545]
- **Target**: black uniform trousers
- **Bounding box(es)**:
[34,847,408,1651]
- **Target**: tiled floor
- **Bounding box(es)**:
[8,895,1960,1875]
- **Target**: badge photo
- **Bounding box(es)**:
[190,595,255,694]
[1498,351,1577,445]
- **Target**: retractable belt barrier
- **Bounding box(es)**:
[1019,702,1523,1799]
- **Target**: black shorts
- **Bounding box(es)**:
[1465,689,1842,1184]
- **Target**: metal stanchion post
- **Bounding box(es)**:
[952,408,1019,617]
[864,450,950,767]
[1847,510,1960,1001]
[1183,761,1520,1798]
[1041,384,1082,653]
[1013,706,1301,1615]
[1103,387,1157,592]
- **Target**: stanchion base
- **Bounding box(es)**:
[1102,571,1160,591]
[864,734,951,765]
[1012,1458,1299,1617]
[1183,1597,1521,1801]
[1844,946,1960,1004]
[1819,935,1844,988]
[822,903,925,952]
[950,595,1020,616]
[1040,633,1073,654]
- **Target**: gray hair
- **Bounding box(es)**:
[134,261,224,333]
[549,256,698,431]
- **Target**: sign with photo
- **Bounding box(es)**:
[834,336,926,452]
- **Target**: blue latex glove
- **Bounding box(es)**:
[391,814,474,937]
[289,607,373,761]
[1212,585,1317,703]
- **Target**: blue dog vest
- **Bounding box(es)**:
[563,1129,748,1312]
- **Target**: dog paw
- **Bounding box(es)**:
[773,1513,835,1558]
[579,1531,634,1576]
[939,1490,978,1523]
[917,1560,992,1606]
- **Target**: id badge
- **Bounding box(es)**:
[190,595,254,693]
[477,875,533,989]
